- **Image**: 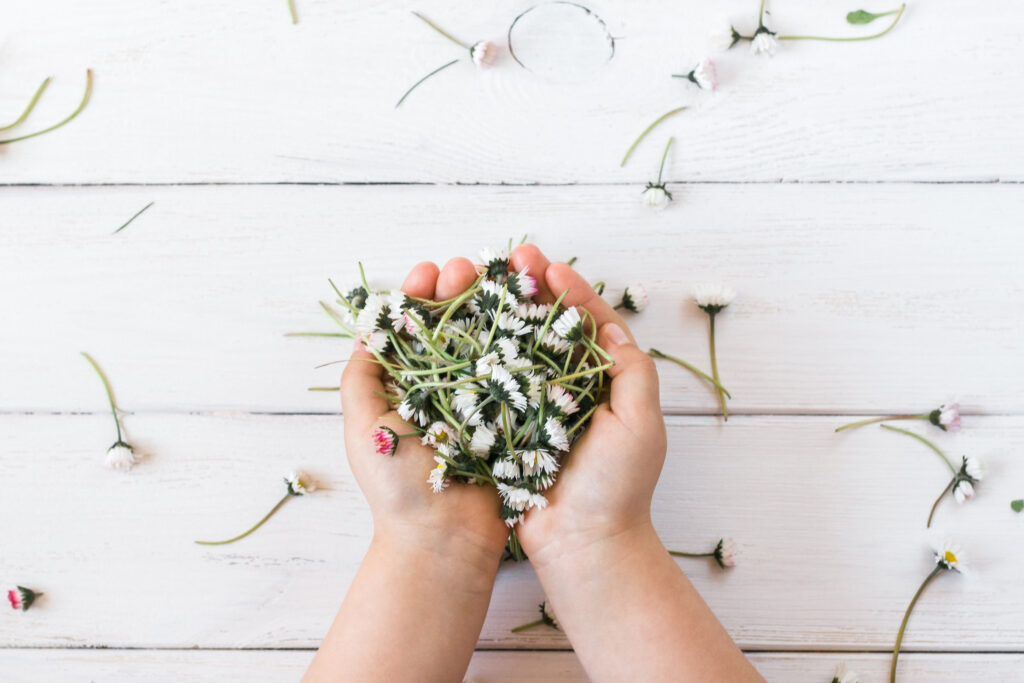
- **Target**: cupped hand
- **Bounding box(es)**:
[341,258,510,561]
[509,245,669,568]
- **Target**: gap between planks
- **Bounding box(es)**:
[0,180,1022,188]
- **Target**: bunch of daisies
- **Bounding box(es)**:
[335,246,611,540]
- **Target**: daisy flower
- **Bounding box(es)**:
[641,137,675,211]
[546,384,580,416]
[511,600,560,632]
[831,663,859,683]
[82,352,141,472]
[673,58,717,91]
[479,246,510,278]
[552,307,584,343]
[542,417,570,452]
[835,400,964,433]
[372,426,400,456]
[750,29,778,56]
[7,586,42,612]
[693,284,736,421]
[669,538,737,569]
[470,425,497,456]
[507,269,538,300]
[486,366,528,413]
[497,482,534,512]
[890,538,967,680]
[470,40,497,68]
[710,25,743,52]
[195,471,315,546]
[428,457,449,493]
[615,283,649,313]
[493,456,521,480]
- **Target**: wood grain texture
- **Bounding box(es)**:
[4,650,1024,682]
[0,0,1021,183]
[2,183,1022,414]
[2,413,1021,650]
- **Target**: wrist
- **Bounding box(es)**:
[372,520,504,597]
[526,514,659,577]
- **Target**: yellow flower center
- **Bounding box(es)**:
[944,550,958,564]
[436,462,444,470]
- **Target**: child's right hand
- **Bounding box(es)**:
[509,245,669,568]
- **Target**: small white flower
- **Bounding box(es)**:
[538,330,572,355]
[487,365,528,412]
[691,58,717,91]
[963,456,985,481]
[751,30,778,56]
[546,384,579,416]
[552,307,584,342]
[693,283,737,312]
[496,311,531,337]
[421,421,452,447]
[714,538,737,568]
[931,538,967,573]
[710,24,739,52]
[428,457,449,493]
[476,351,502,376]
[507,269,538,300]
[515,302,551,323]
[492,457,520,479]
[641,184,671,210]
[832,663,859,683]
[453,386,481,421]
[620,283,649,313]
[543,417,570,452]
[938,402,962,432]
[285,470,316,495]
[356,293,401,335]
[496,483,533,512]
[530,492,549,510]
[479,246,509,276]
[469,425,496,456]
[470,40,497,68]
[105,442,139,470]
[398,397,430,426]
[495,337,519,362]
[358,330,389,354]
[953,478,975,504]
[526,373,545,406]
[521,449,559,476]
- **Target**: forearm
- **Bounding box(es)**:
[532,521,763,683]
[304,524,500,683]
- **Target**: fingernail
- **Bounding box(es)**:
[605,323,629,346]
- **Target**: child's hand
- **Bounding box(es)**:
[341,259,509,563]
[509,245,668,567]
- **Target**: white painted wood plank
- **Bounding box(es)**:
[2,414,1021,649]
[2,184,1022,414]
[0,0,1021,183]
[4,650,1024,683]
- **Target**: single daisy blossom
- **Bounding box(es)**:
[82,352,141,471]
[552,307,584,343]
[750,29,778,56]
[669,538,737,569]
[831,663,859,683]
[195,471,315,546]
[673,58,717,90]
[641,137,675,210]
[615,283,649,313]
[710,24,743,51]
[470,40,497,67]
[835,400,964,433]
[7,586,42,612]
[372,426,400,457]
[890,539,967,681]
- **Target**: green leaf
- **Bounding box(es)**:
[847,9,892,24]
[1012,499,1024,513]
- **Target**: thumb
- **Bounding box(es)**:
[597,322,661,425]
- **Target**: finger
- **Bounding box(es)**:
[341,345,390,436]
[436,257,478,301]
[401,261,440,299]
[597,322,661,426]
[510,244,555,303]
[545,262,636,344]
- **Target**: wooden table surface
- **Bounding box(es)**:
[2,1,1022,680]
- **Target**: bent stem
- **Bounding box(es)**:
[395,59,460,108]
[648,348,731,398]
[81,351,123,442]
[835,414,926,432]
[620,106,687,167]
[656,136,674,186]
[412,11,469,48]
[880,424,957,474]
[781,3,905,41]
[927,478,956,528]
[195,494,291,545]
[287,0,298,24]
[511,617,545,633]
[890,566,943,683]
[668,550,713,558]
[708,313,728,421]
[0,77,51,131]
[0,69,93,145]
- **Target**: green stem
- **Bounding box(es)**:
[548,362,614,386]
[308,386,339,391]
[566,256,578,267]
[511,618,545,633]
[657,136,674,185]
[412,11,470,49]
[195,494,292,545]
[112,201,154,234]
[781,3,905,41]
[890,566,943,683]
[284,332,353,338]
[926,477,956,528]
[287,0,298,24]
[708,313,728,421]
[395,59,460,108]
[834,414,926,432]
[880,424,957,473]
[648,348,732,398]
[507,529,525,561]
[81,352,122,442]
[758,0,768,27]
[0,77,51,131]
[0,70,93,145]
[668,550,714,558]
[501,403,517,457]
[620,106,688,167]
